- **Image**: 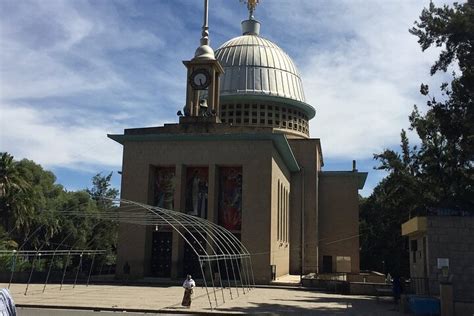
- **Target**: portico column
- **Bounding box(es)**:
[171,164,186,279]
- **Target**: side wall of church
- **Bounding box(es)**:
[116,139,276,283]
[318,173,360,274]
[288,139,321,274]
[270,149,291,278]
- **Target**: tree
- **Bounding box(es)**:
[0,152,34,234]
[360,0,473,276]
[408,0,473,210]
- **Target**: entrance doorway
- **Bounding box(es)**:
[322,255,333,273]
[183,232,207,278]
[150,231,172,277]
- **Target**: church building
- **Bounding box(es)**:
[109,1,367,284]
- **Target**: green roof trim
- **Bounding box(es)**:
[320,171,368,190]
[108,132,301,172]
[220,94,316,119]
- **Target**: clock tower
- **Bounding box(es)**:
[181,0,224,121]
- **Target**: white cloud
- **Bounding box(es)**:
[0,102,123,170]
[0,0,459,192]
[268,1,449,159]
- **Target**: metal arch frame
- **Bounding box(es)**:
[57,197,255,310]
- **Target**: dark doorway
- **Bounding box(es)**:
[150,231,172,277]
[182,232,207,279]
[322,255,333,273]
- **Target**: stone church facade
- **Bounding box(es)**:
[109,6,367,284]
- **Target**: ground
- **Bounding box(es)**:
[3,282,402,315]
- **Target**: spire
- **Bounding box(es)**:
[240,0,261,36]
[194,0,215,60]
[241,0,260,20]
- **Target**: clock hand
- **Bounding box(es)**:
[199,78,203,85]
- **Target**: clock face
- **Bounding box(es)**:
[190,69,211,90]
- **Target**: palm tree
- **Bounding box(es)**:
[0,152,33,233]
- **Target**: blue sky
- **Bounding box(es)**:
[0,0,456,196]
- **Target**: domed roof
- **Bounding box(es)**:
[215,26,315,119]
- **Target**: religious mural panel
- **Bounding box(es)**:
[154,167,176,210]
[218,167,242,232]
[185,167,208,218]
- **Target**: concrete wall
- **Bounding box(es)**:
[318,172,360,273]
[288,139,321,275]
[425,216,474,301]
[270,149,291,277]
[117,139,277,283]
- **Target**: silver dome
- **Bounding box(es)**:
[215,34,315,119]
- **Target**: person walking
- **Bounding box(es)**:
[181,275,195,308]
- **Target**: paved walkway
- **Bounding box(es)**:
[3,283,402,315]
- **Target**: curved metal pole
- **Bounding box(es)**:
[9,224,45,289]
[170,211,230,303]
[208,260,218,307]
[25,237,50,295]
[73,253,83,289]
[60,251,71,291]
[178,212,243,297]
[249,255,256,287]
[43,231,75,293]
[199,259,213,310]
[155,205,244,304]
[86,250,97,287]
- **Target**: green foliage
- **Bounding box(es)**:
[0,153,120,272]
[361,1,474,277]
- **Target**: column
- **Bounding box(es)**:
[171,164,185,279]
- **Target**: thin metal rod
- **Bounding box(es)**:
[229,257,239,297]
[86,251,97,287]
[199,259,213,310]
[223,258,233,299]
[235,257,246,294]
[8,254,16,290]
[60,252,71,291]
[244,256,252,291]
[25,238,49,295]
[73,253,83,288]
[25,253,39,295]
[216,259,225,304]
[208,261,218,307]
[249,255,256,287]
[9,224,44,289]
[98,255,105,277]
[43,231,74,293]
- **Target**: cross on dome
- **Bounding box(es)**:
[241,0,260,19]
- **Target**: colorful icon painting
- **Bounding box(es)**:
[218,167,242,232]
[185,167,209,218]
[154,167,176,210]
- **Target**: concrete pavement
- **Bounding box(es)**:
[3,283,402,315]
